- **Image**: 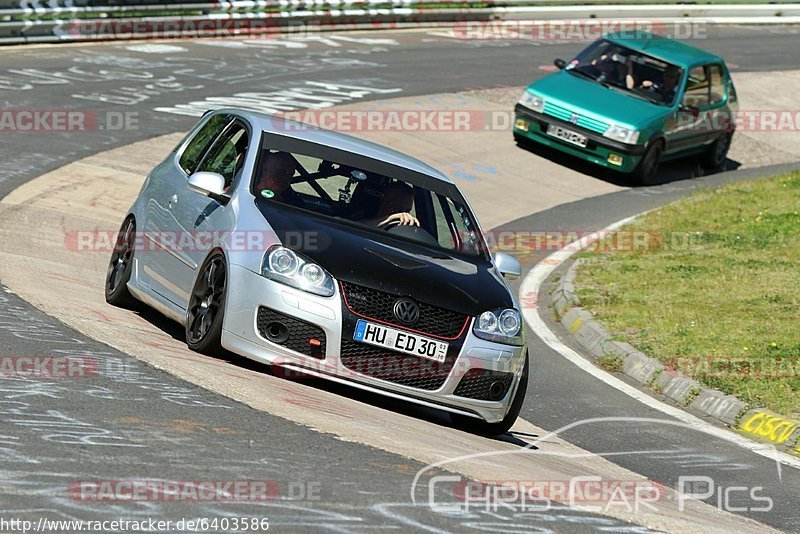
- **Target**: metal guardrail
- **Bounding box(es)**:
[2,0,800,44]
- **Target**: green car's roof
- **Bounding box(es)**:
[605,31,723,68]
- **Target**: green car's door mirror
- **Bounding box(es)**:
[678,103,700,117]
[553,58,567,70]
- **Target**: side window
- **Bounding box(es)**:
[195,123,249,190]
[446,199,480,254]
[708,64,725,106]
[431,193,455,250]
[178,114,230,175]
[433,194,480,254]
[683,66,709,107]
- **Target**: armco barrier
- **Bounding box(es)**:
[2,0,800,45]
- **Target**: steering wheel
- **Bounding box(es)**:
[379,219,402,231]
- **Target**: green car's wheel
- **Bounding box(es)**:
[701,130,733,170]
[632,140,664,186]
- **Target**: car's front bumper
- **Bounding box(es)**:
[514,104,645,173]
[221,264,527,423]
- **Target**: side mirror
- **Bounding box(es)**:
[554,58,567,70]
[187,171,226,201]
[494,252,521,280]
[678,103,699,118]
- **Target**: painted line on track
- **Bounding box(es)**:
[518,214,800,471]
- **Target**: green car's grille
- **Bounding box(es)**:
[543,102,609,134]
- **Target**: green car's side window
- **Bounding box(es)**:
[683,66,710,108]
[708,65,726,106]
[683,64,726,109]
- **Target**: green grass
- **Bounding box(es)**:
[576,171,800,418]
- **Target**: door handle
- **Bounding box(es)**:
[169,194,178,208]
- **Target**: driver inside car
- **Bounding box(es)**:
[361,181,420,228]
[639,66,681,104]
[256,151,300,204]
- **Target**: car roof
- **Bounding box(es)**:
[224,109,454,185]
[604,31,724,68]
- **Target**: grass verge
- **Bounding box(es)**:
[575,171,800,418]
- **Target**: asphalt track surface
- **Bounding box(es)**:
[1,26,799,532]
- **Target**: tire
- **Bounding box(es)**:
[186,252,227,355]
[451,354,529,437]
[632,140,664,186]
[105,216,138,308]
[700,130,733,170]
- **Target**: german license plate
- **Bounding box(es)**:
[546,124,588,147]
[353,320,448,363]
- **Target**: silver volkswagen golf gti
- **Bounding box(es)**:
[105,109,529,435]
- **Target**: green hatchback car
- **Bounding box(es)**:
[513,31,738,184]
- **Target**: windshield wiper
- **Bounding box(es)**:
[569,68,621,91]
[567,68,599,82]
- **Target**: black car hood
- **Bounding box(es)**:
[256,201,513,316]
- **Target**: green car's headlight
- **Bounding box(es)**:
[604,123,640,144]
[473,308,524,346]
[518,91,544,113]
[261,245,335,297]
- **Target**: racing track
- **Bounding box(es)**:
[1,27,799,531]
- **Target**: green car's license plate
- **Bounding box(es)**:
[546,124,588,148]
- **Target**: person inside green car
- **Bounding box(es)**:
[639,66,681,105]
[591,49,636,89]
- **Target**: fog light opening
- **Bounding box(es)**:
[607,153,623,166]
[515,118,529,132]
[265,321,290,344]
[488,381,507,401]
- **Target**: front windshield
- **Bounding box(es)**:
[566,39,683,106]
[251,139,487,258]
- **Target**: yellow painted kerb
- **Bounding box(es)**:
[738,411,799,446]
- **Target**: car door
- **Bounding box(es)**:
[143,113,233,308]
[168,118,251,310]
[664,65,719,154]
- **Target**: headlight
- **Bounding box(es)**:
[261,245,335,297]
[518,91,544,113]
[603,123,640,144]
[473,308,524,346]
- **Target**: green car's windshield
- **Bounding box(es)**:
[565,39,683,106]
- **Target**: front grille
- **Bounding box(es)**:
[256,307,326,359]
[543,102,609,134]
[339,339,457,390]
[340,281,469,339]
[453,369,514,401]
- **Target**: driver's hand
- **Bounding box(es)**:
[379,212,420,227]
[641,80,654,88]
